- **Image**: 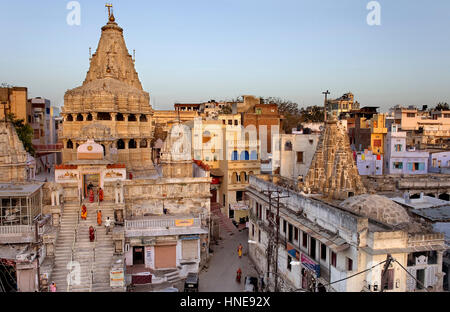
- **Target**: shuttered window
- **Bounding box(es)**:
[182,239,199,260]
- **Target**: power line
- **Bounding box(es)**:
[318,259,389,289]
[392,258,430,292]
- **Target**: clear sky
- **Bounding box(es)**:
[1,0,449,111]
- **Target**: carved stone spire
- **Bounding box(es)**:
[83,10,143,90]
[301,113,366,200]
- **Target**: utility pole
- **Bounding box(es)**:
[380,254,393,292]
[264,188,290,292]
[322,90,330,123]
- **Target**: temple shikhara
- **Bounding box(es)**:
[60,10,155,177]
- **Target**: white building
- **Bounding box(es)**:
[429,151,450,174]
[272,133,320,181]
[384,125,429,175]
[356,150,383,175]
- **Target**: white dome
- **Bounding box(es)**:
[77,139,104,160]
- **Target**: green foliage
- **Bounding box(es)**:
[218,105,232,114]
[435,102,449,111]
[7,113,35,156]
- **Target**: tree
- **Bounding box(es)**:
[435,102,449,111]
[7,113,35,156]
[261,97,302,134]
[218,105,232,114]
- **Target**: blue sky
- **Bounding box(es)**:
[0,0,449,111]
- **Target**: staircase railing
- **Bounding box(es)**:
[67,206,80,292]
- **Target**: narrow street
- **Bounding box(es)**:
[199,226,259,292]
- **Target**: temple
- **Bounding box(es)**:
[60,11,155,176]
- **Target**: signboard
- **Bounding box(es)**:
[301,253,320,277]
[175,219,194,227]
[110,268,124,287]
[145,246,154,269]
[103,168,126,181]
[55,169,78,182]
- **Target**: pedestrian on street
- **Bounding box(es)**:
[237,243,243,258]
[50,282,56,292]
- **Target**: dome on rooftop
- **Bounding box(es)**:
[340,194,410,226]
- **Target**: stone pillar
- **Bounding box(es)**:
[111,112,117,121]
[124,139,130,150]
[82,113,88,121]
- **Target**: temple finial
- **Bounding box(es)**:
[106,3,113,18]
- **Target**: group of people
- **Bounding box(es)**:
[81,205,113,243]
[236,243,243,283]
[87,183,104,203]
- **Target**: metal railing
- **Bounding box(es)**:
[0,224,48,236]
[67,207,80,292]
[125,217,201,230]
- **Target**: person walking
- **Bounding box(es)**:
[50,282,56,292]
[89,226,95,242]
[81,205,87,220]
[98,187,104,202]
[105,216,113,234]
[97,210,102,226]
[237,243,243,258]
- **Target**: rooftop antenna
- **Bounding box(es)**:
[89,47,92,61]
[322,90,330,123]
[133,49,136,63]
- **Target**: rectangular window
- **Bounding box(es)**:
[287,256,292,271]
[302,232,308,249]
[320,243,327,261]
[222,120,225,125]
[310,237,316,260]
[347,258,353,271]
[331,251,337,267]
[394,144,402,152]
[283,220,286,233]
[228,120,232,125]
[294,227,298,241]
[373,139,382,147]
[251,224,254,237]
[407,113,416,118]
[393,162,403,169]
[258,229,261,243]
[297,152,304,163]
[234,120,238,126]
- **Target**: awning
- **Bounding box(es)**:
[210,168,224,177]
[180,235,200,240]
[230,203,249,211]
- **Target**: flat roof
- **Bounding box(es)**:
[391,196,448,210]
[0,183,43,197]
[411,206,450,222]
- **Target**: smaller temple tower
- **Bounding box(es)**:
[0,122,28,182]
[160,123,193,178]
[301,113,366,200]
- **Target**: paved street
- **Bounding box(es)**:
[199,227,259,292]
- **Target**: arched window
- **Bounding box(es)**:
[240,151,250,161]
[250,150,258,160]
[129,139,137,149]
[117,139,125,150]
[87,113,93,121]
[67,140,73,149]
[140,139,147,148]
[285,141,293,151]
[76,114,83,121]
[240,172,247,182]
[140,115,147,122]
[66,114,73,122]
[97,112,111,120]
[128,114,137,122]
[116,113,124,121]
[232,172,238,184]
[231,151,239,161]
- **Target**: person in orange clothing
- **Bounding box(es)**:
[98,187,104,202]
[81,205,87,220]
[237,243,243,258]
[97,210,102,226]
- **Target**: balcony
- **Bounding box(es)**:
[125,216,207,238]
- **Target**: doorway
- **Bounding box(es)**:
[83,174,100,197]
[133,246,145,265]
[416,269,425,290]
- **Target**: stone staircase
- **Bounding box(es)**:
[50,201,119,292]
[211,203,238,236]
